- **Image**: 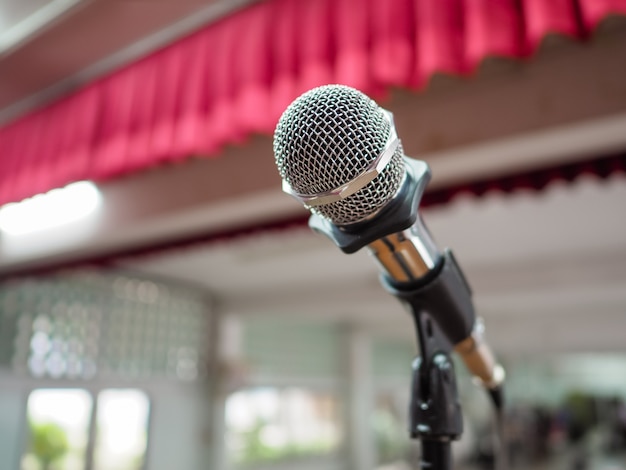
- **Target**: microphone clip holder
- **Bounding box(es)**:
[382,252,465,470]
[309,159,470,470]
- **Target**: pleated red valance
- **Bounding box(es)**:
[0,0,625,206]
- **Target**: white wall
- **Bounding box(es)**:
[0,369,28,470]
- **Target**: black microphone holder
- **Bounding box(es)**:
[309,159,476,470]
[383,251,466,470]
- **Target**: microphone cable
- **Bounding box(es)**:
[490,386,509,470]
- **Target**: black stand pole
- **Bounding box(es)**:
[409,312,463,470]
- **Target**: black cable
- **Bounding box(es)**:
[489,387,505,411]
[490,386,509,470]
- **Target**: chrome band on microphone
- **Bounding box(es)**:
[282,111,400,207]
[282,139,400,207]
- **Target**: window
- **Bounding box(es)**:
[93,389,150,470]
[21,388,150,470]
[226,387,341,465]
[22,389,92,470]
[372,392,412,467]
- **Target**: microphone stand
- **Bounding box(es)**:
[309,160,473,470]
[382,251,466,470]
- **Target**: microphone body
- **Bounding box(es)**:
[273,84,504,393]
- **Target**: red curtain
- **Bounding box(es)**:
[0,0,625,206]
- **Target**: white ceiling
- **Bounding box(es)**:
[120,173,626,357]
[0,0,257,119]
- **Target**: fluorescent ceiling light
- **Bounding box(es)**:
[0,181,101,235]
[0,0,84,55]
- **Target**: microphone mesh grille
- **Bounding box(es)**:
[273,85,405,225]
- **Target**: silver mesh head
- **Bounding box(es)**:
[273,84,406,225]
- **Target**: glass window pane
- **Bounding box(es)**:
[93,389,150,470]
[226,387,341,465]
[373,392,413,468]
[22,389,92,470]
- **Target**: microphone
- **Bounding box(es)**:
[273,84,505,396]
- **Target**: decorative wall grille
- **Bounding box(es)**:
[0,270,212,381]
